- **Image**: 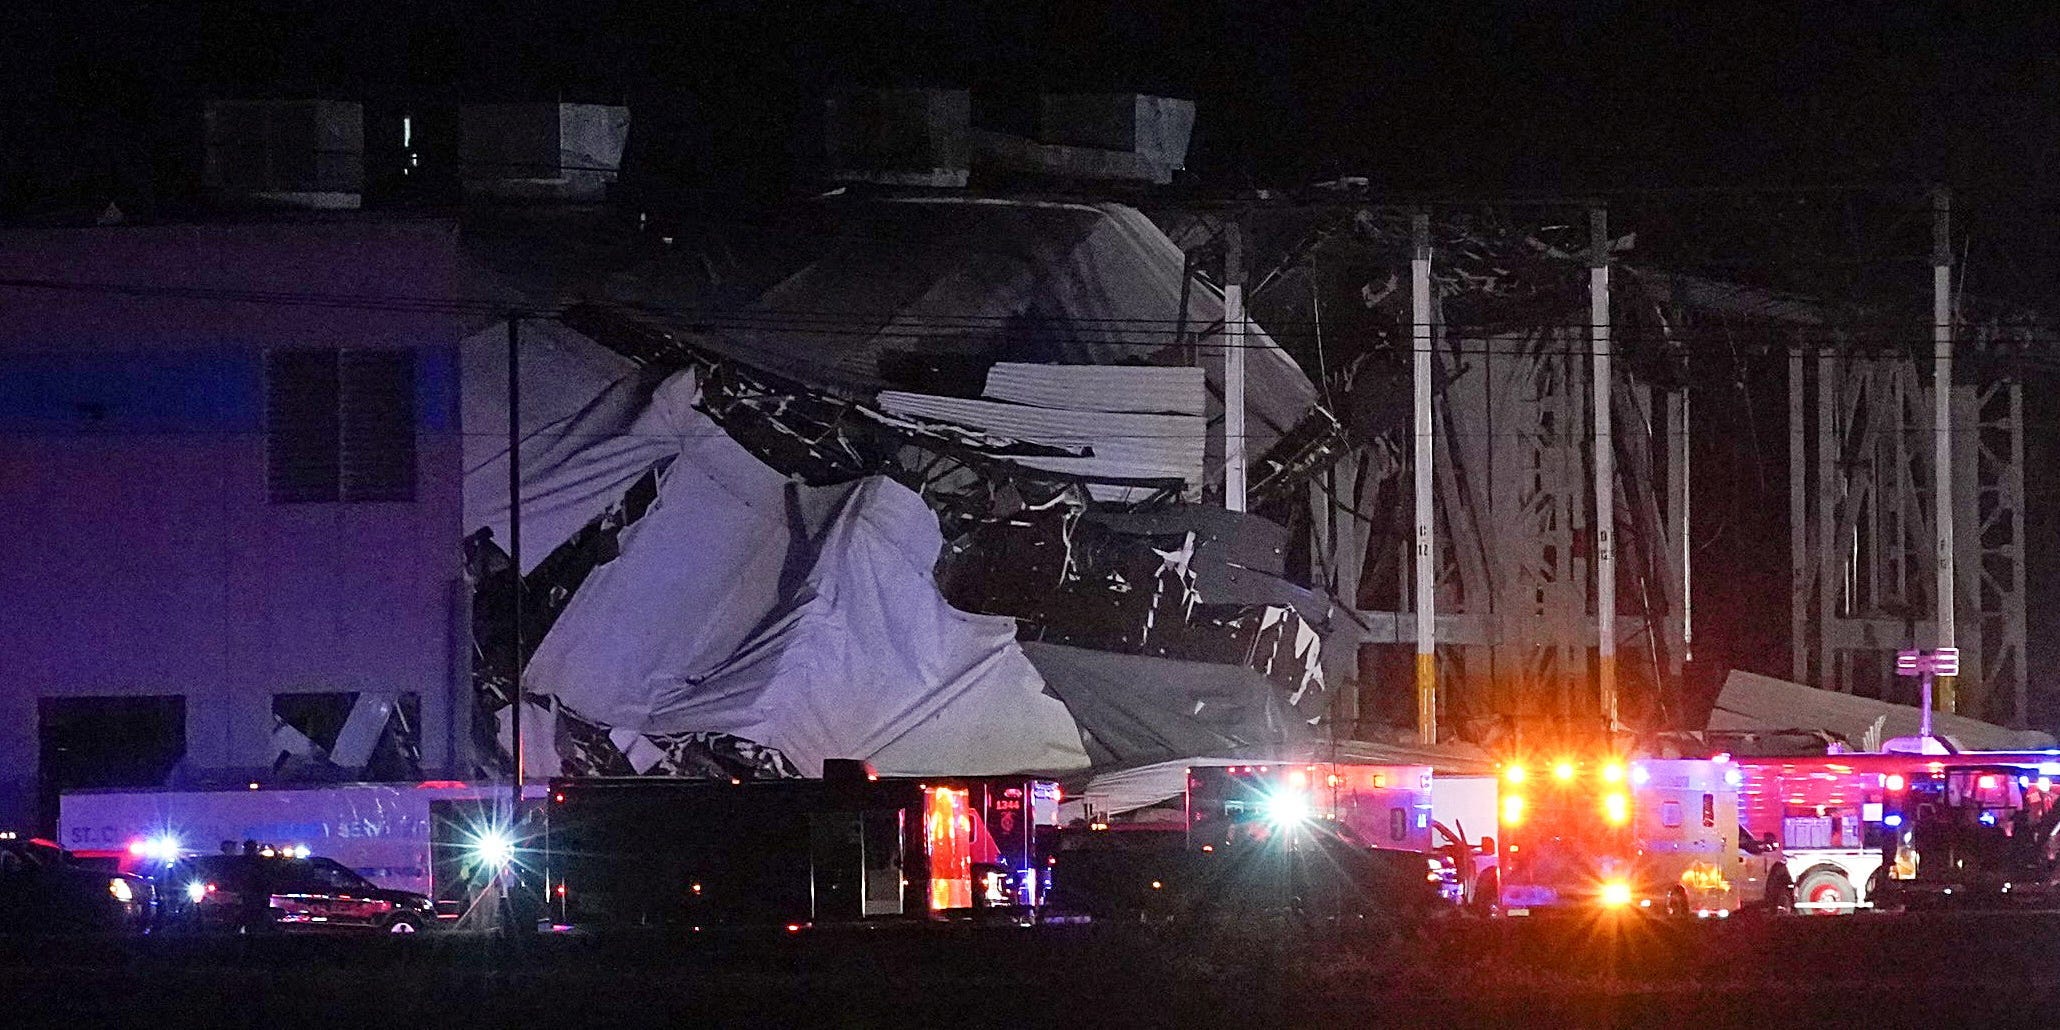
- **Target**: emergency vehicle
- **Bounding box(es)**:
[1732,751,2060,913]
[543,764,1059,929]
[1495,756,1774,916]
[1185,763,1435,855]
[1187,763,1454,899]
[1874,752,2060,910]
[1040,762,1450,922]
[59,780,539,920]
[1184,763,1455,910]
[1734,754,1925,913]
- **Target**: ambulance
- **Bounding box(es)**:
[1495,755,1777,916]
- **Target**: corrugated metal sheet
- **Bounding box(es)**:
[877,390,1204,496]
[983,362,1206,416]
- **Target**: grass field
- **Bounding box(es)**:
[3,911,2057,1028]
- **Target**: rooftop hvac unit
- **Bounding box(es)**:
[459,103,629,203]
[823,88,971,188]
[204,100,365,209]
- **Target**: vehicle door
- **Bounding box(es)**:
[189,856,269,927]
[1734,827,1784,906]
[286,859,387,926]
[1430,820,1474,903]
[0,843,47,927]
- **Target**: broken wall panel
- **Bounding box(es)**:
[877,389,1206,501]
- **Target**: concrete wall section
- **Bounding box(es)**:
[0,219,465,828]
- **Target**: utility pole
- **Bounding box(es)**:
[1931,188,1957,715]
[1590,208,1618,734]
[1224,219,1247,512]
[1411,211,1436,746]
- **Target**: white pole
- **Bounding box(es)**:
[1673,390,1692,664]
[1411,211,1436,745]
[1920,669,1934,740]
[1931,188,1956,714]
[1591,208,1617,734]
[1225,221,1247,513]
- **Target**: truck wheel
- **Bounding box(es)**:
[1470,868,1500,915]
[1795,867,1856,915]
[1763,866,1794,914]
[1665,886,1690,917]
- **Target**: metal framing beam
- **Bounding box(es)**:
[1411,211,1437,744]
[1590,208,1618,732]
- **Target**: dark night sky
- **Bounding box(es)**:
[5,6,2054,180]
[7,2,2058,300]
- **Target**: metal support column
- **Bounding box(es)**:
[1224,220,1248,513]
[1790,345,1808,683]
[504,312,526,936]
[507,313,524,796]
[1589,209,1617,732]
[1411,211,1436,745]
[1932,188,1956,713]
[1671,389,1691,664]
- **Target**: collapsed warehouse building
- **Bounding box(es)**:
[453,96,2048,806]
[454,188,1774,794]
[460,195,1351,790]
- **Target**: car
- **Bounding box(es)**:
[162,851,434,935]
[0,833,153,933]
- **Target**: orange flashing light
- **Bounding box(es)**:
[1501,794,1525,826]
[1603,792,1630,826]
[1553,761,1576,783]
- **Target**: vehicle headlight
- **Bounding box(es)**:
[1600,881,1633,907]
[472,829,515,870]
[184,881,209,904]
[1263,790,1311,826]
[108,878,134,903]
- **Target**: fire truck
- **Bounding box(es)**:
[1733,755,1925,913]
[1732,751,2060,914]
[1495,756,1776,916]
[1874,752,2060,911]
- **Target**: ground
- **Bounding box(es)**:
[3,912,2057,1028]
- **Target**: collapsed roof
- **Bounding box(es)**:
[461,197,1330,782]
[1710,670,2054,754]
